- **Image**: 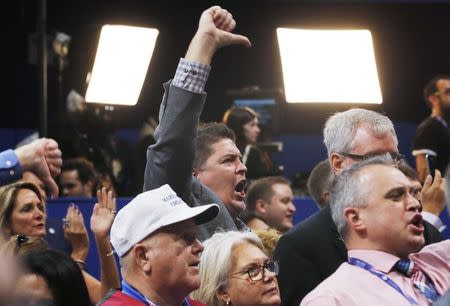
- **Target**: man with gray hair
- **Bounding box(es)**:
[301,157,449,305]
[274,108,443,306]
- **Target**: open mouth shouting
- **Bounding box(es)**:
[234,179,247,201]
[409,213,424,234]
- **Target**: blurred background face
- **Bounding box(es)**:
[336,124,398,173]
[0,254,18,305]
[243,117,260,144]
[14,273,53,306]
[10,189,46,237]
[435,79,450,114]
[263,184,296,233]
[60,170,88,197]
[222,242,280,306]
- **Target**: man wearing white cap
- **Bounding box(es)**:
[97,184,219,306]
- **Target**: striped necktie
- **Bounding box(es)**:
[394,259,440,303]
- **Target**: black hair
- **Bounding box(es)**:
[193,122,236,170]
[423,74,450,104]
[222,107,258,152]
[62,157,97,184]
[19,249,91,306]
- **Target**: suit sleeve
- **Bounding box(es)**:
[143,82,206,202]
[274,232,323,306]
[423,219,444,245]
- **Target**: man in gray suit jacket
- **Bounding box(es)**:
[143,6,251,240]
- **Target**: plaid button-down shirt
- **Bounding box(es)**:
[172,58,211,93]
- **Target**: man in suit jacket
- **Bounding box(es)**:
[143,6,251,240]
[274,108,444,306]
[300,157,449,306]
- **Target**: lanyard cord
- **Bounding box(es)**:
[348,257,421,306]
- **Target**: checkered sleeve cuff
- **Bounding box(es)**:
[172,58,211,93]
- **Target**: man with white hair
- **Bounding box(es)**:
[98,184,219,306]
[274,108,443,306]
[301,157,449,305]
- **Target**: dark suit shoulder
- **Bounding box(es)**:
[423,220,444,245]
[282,205,335,248]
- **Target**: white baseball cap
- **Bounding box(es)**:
[110,184,219,257]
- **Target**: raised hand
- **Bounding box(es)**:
[185,6,251,65]
[90,188,116,239]
[199,6,251,48]
[90,188,120,296]
[15,138,62,198]
[44,138,63,178]
[63,204,89,261]
[421,169,446,216]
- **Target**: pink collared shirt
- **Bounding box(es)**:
[300,240,450,306]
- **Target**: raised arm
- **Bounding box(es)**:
[421,170,446,232]
[184,6,251,65]
[143,6,250,202]
[5,138,62,197]
[90,188,120,296]
[63,204,89,265]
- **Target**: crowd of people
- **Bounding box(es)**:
[0,5,449,306]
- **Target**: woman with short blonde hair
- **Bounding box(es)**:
[192,231,281,306]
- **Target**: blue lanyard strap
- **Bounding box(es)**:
[121,280,191,306]
[121,280,154,306]
[348,257,420,306]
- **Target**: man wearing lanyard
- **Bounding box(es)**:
[274,108,443,306]
[301,156,450,306]
[97,184,219,306]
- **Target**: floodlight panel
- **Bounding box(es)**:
[277,28,382,104]
[85,25,159,105]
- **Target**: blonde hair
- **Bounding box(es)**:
[191,231,263,306]
[1,235,48,257]
[0,181,44,239]
[254,229,281,258]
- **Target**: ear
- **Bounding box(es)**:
[216,284,231,306]
[192,168,200,178]
[330,154,343,173]
[343,207,366,234]
[428,95,439,109]
[321,191,330,206]
[133,244,152,273]
[255,199,268,214]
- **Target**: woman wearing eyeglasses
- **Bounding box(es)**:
[191,231,281,306]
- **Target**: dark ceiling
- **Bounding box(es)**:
[6,0,450,136]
